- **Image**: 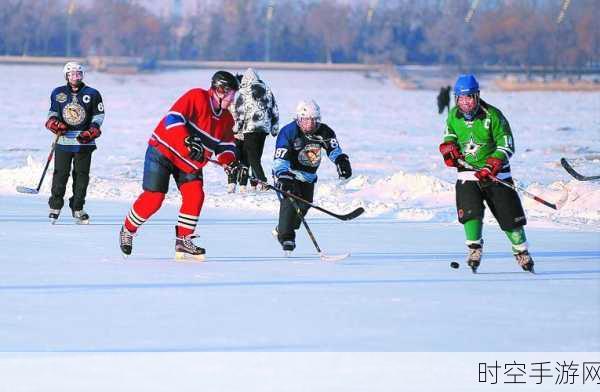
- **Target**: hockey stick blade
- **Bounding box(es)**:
[16,186,39,194]
[560,158,600,181]
[336,207,365,221]
[320,252,350,262]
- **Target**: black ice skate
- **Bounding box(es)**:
[119,225,134,256]
[467,244,482,273]
[175,234,206,261]
[72,209,90,224]
[515,250,535,273]
[49,209,60,224]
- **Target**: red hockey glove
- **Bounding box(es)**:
[474,157,504,181]
[77,125,101,144]
[45,117,68,135]
[439,142,462,167]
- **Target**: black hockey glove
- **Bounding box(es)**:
[224,160,243,176]
[276,172,298,195]
[184,135,204,162]
[335,154,352,179]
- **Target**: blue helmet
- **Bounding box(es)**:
[453,74,479,96]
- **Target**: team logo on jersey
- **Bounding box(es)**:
[462,135,482,159]
[62,95,86,126]
[298,144,322,167]
[56,93,68,103]
[82,95,91,104]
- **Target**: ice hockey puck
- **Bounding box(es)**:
[450,261,460,269]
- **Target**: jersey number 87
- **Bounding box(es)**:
[274,148,287,159]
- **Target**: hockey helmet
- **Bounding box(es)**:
[453,74,479,96]
[211,70,239,92]
[296,99,321,133]
[454,74,480,119]
[63,61,84,79]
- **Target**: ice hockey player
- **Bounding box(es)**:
[272,99,352,253]
[46,61,104,224]
[439,74,534,273]
[231,68,279,192]
[119,71,241,260]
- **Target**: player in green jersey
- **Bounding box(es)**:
[439,74,534,273]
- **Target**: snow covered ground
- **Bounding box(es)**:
[0,65,598,390]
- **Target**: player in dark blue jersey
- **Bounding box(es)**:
[272,99,352,252]
[46,62,104,224]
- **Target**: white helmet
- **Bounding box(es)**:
[295,99,321,121]
[63,61,84,78]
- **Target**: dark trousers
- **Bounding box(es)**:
[243,132,267,185]
[49,149,93,211]
[456,179,527,231]
[277,181,315,243]
[228,139,249,186]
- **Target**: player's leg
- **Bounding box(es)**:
[456,181,486,272]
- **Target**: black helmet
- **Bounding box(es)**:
[211,71,239,91]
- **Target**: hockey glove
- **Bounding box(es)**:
[45,117,68,135]
[335,154,352,179]
[184,135,205,162]
[77,125,101,144]
[276,172,298,195]
[474,157,504,181]
[439,142,462,167]
[224,160,243,176]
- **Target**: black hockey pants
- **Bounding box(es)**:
[48,148,93,211]
[243,132,267,185]
[276,181,315,243]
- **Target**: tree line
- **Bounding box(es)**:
[0,0,597,69]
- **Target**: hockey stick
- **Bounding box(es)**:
[457,159,558,210]
[208,159,365,221]
[288,198,349,262]
[560,158,600,181]
[16,134,60,195]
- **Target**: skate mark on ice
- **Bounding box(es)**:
[1,274,599,293]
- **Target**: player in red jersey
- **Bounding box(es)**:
[119,71,241,260]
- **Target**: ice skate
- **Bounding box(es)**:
[226,183,236,193]
[72,209,90,224]
[119,225,134,256]
[49,209,60,224]
[282,240,295,257]
[466,244,482,273]
[239,185,247,193]
[175,234,206,261]
[515,250,535,273]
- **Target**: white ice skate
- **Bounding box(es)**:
[49,209,60,225]
[73,210,90,225]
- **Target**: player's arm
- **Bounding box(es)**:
[269,91,279,136]
[491,110,514,161]
[439,116,462,168]
[272,125,294,177]
[323,127,352,179]
[213,130,237,166]
[90,90,105,128]
[45,88,68,135]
